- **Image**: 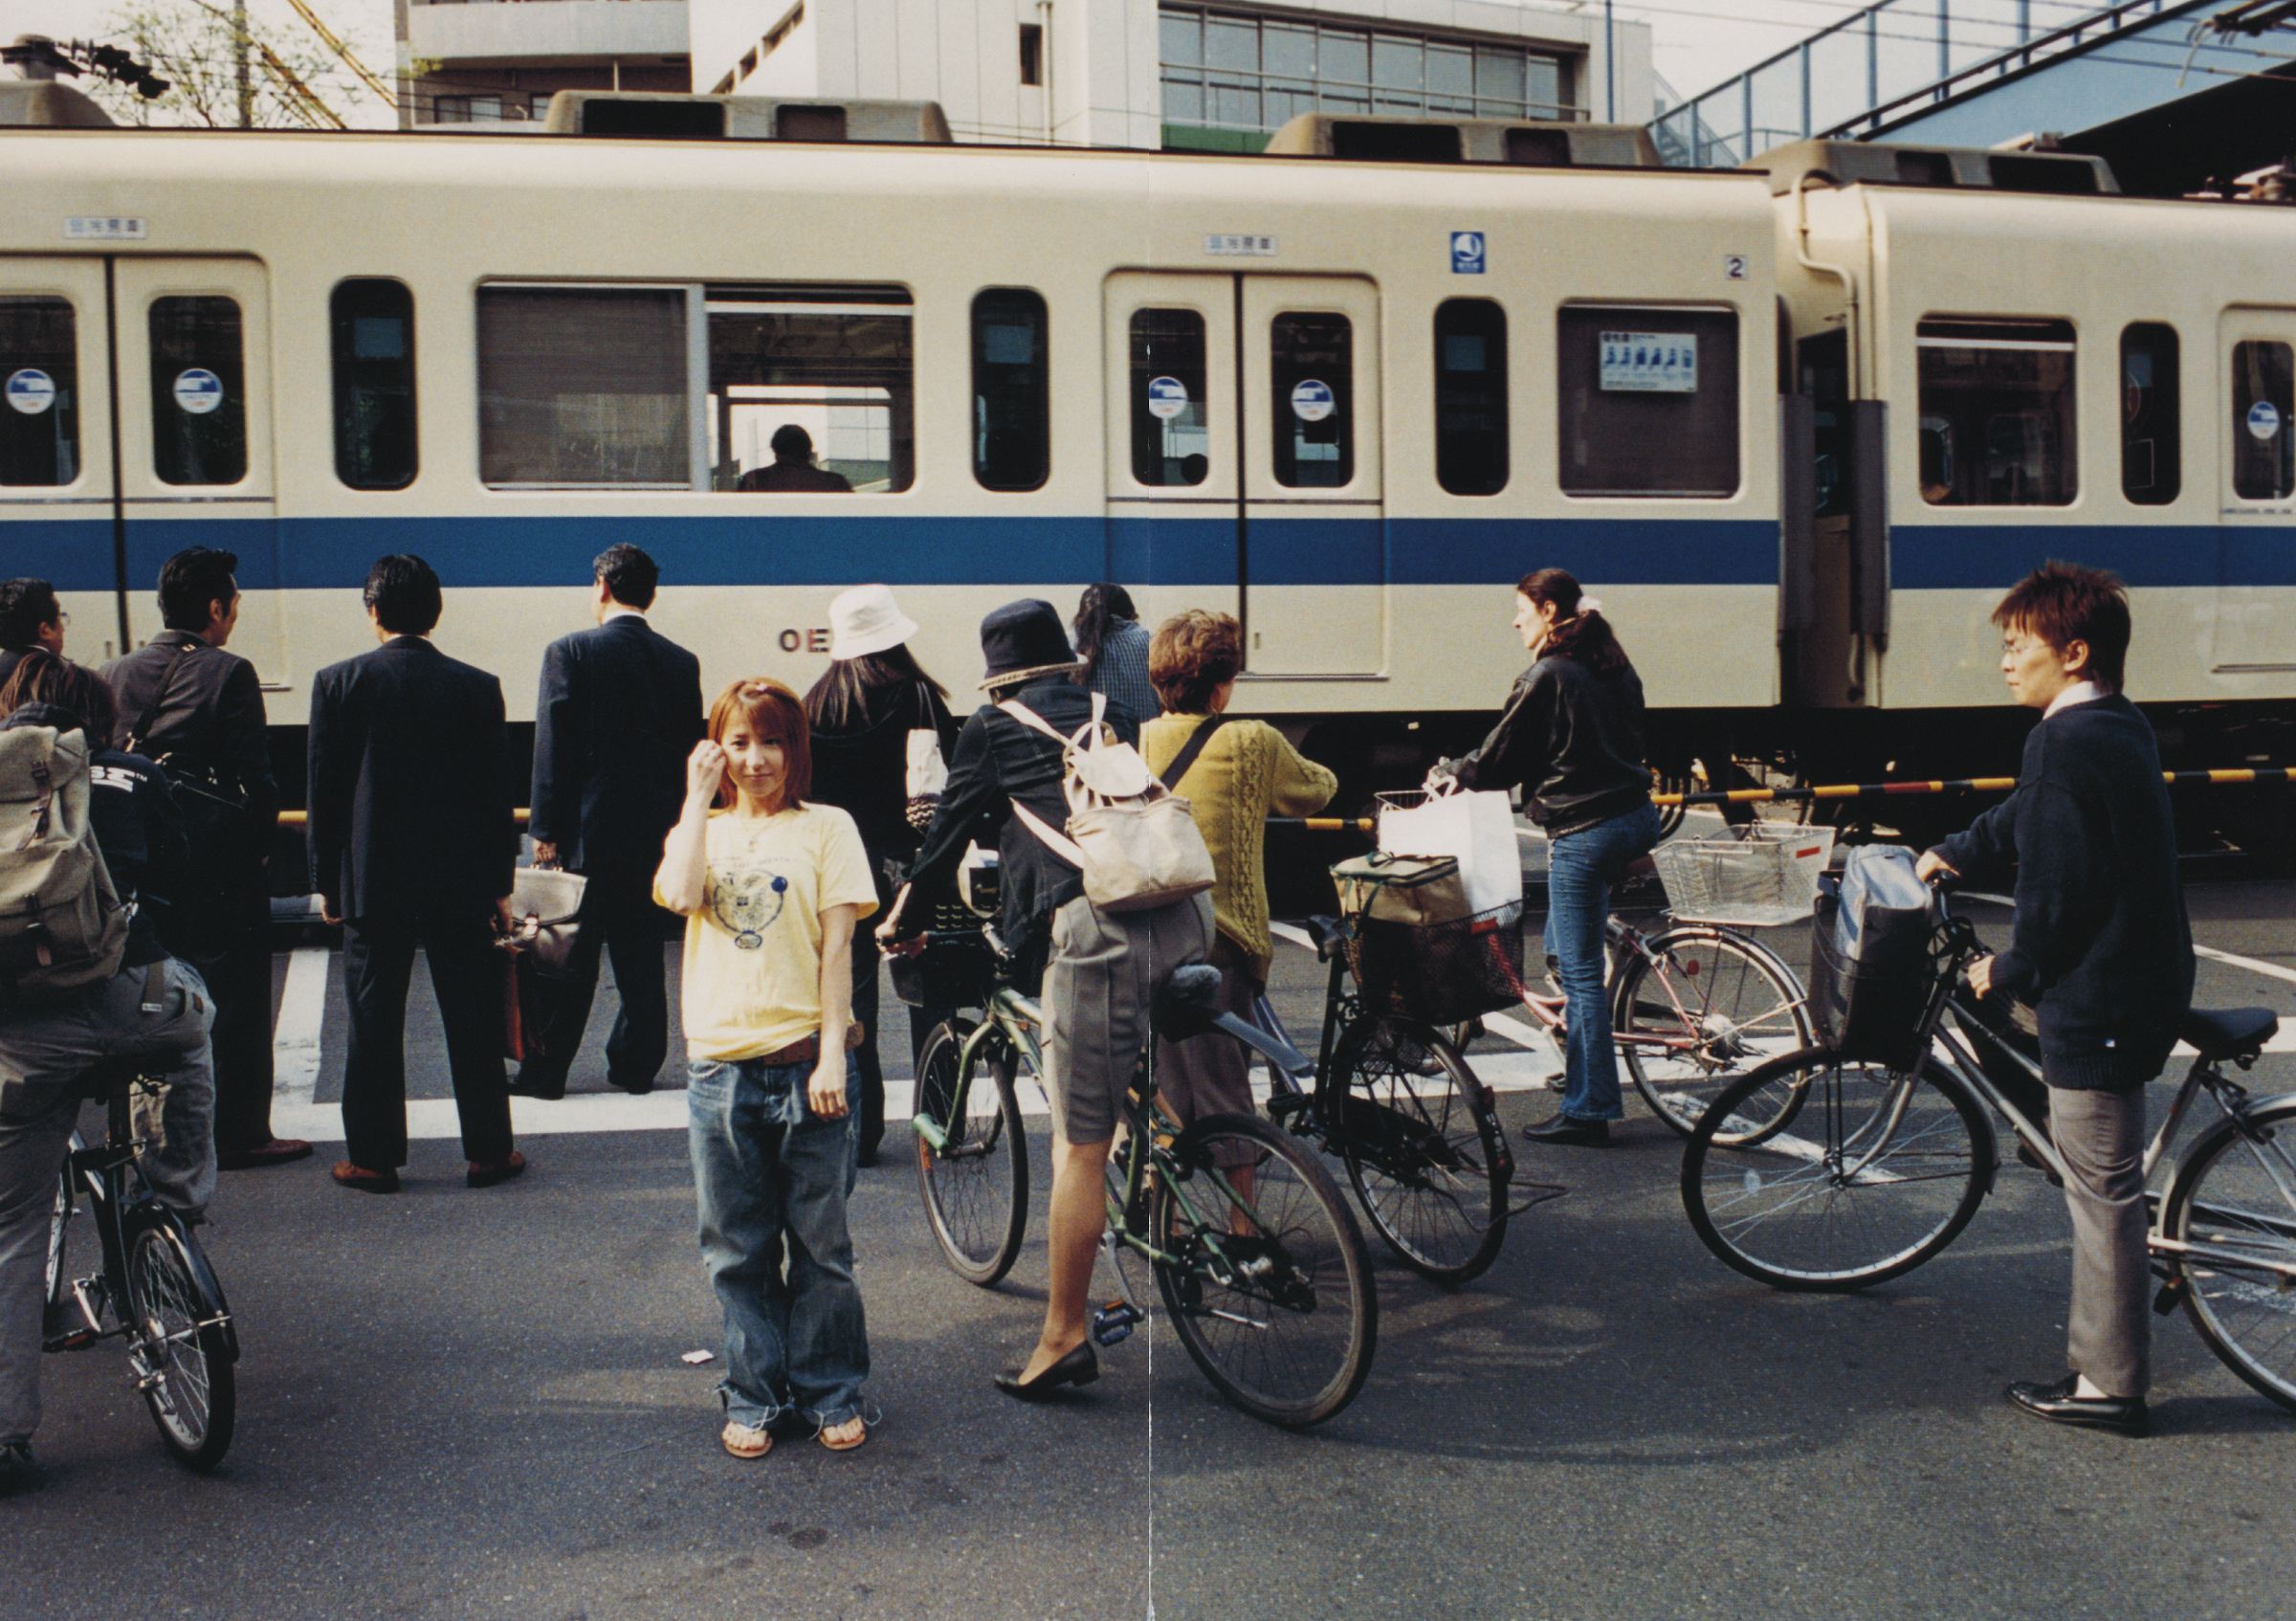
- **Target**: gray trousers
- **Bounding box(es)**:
[0,958,217,1446]
[1043,893,1213,1145]
[2049,1083,2151,1399]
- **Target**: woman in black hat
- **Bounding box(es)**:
[882,599,1211,1401]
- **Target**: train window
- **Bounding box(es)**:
[1270,312,1353,488]
[972,289,1049,492]
[150,297,247,487]
[331,279,416,491]
[1130,309,1208,486]
[1556,306,1739,498]
[2232,340,2295,502]
[0,297,78,487]
[1434,299,1506,496]
[1799,329,1849,518]
[479,287,690,488]
[2120,323,2178,506]
[1915,318,2076,506]
[707,284,913,493]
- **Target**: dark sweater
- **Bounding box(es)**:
[1933,692,2194,1090]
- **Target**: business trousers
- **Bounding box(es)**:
[2048,1081,2151,1399]
[517,867,673,1095]
[206,883,278,1154]
[341,907,514,1171]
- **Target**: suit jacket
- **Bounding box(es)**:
[102,629,281,866]
[308,635,518,923]
[528,612,704,878]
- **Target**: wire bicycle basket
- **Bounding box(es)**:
[1651,824,1836,929]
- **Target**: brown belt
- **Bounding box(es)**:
[757,1022,867,1067]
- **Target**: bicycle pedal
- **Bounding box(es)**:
[1091,1299,1144,1347]
[2153,1277,2187,1316]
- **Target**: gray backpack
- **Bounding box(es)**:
[0,725,129,1002]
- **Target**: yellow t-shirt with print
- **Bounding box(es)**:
[657,803,879,1063]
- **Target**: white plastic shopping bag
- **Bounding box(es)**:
[1377,788,1522,916]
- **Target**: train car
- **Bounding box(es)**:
[0,85,1780,827]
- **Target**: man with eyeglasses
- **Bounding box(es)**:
[0,581,64,693]
[1916,561,2194,1437]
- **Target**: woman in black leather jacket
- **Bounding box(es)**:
[1434,568,1657,1148]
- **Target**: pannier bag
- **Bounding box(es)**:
[0,725,129,1003]
[1336,854,1526,1026]
[1808,843,1932,1067]
[999,693,1215,914]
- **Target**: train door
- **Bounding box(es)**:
[1103,273,1383,675]
[2214,309,2296,675]
[0,259,117,655]
[111,258,282,677]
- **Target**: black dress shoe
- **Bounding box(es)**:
[607,1075,654,1097]
[2006,1373,2149,1436]
[508,1076,565,1101]
[1522,1114,1612,1148]
[994,1343,1098,1401]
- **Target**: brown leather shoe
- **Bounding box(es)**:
[466,1150,527,1189]
[331,1160,400,1194]
[219,1139,315,1171]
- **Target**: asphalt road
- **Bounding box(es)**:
[9,875,2296,1620]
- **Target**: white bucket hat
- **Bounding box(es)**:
[828,584,919,661]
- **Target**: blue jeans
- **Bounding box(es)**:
[1543,802,1662,1122]
[688,1053,870,1429]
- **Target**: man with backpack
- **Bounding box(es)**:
[103,547,303,1172]
[0,653,215,1494]
[882,599,1211,1402]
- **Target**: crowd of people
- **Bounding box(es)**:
[0,543,2191,1490]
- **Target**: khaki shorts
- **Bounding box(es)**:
[1041,892,1213,1145]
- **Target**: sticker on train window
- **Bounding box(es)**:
[1291,379,1335,422]
[5,370,55,415]
[1146,376,1189,420]
[1599,333,1697,393]
[172,368,225,414]
[2249,400,2283,443]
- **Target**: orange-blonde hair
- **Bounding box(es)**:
[707,677,811,810]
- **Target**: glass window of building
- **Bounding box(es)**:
[332,278,417,491]
[150,296,248,487]
[2119,322,2177,506]
[1130,309,1208,487]
[1435,299,1507,496]
[1159,6,1567,142]
[2233,340,2295,502]
[1556,307,1739,498]
[1915,318,2076,506]
[972,288,1049,492]
[0,297,78,487]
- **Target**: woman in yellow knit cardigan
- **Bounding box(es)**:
[1138,611,1337,1142]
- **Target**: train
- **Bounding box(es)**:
[3,83,2291,856]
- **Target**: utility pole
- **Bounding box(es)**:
[233,0,251,126]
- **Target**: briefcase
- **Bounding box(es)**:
[500,938,582,1063]
[505,867,586,980]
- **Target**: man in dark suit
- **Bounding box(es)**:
[103,545,305,1171]
[514,544,704,1099]
[309,556,523,1193]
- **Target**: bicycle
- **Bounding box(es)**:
[911,927,1378,1427]
[42,1052,238,1472]
[1680,886,2296,1413]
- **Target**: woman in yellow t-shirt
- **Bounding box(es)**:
[654,678,880,1459]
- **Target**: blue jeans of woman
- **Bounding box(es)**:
[1543,801,1662,1122]
[688,1053,870,1429]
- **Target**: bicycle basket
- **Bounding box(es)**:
[890,901,999,1011]
[1651,825,1836,928]
[1806,878,1932,1069]
[1344,901,1527,1025]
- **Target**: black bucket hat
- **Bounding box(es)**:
[978,598,1080,691]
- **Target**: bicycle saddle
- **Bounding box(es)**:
[70,1051,177,1100]
[1152,965,1224,1043]
[2183,1007,2278,1063]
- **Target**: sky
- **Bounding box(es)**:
[0,0,1961,117]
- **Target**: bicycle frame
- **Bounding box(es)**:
[910,983,1042,1157]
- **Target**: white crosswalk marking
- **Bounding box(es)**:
[272,946,330,1107]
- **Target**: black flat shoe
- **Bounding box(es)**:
[607,1076,654,1097]
[507,1077,565,1101]
[995,1343,1098,1401]
[1522,1114,1612,1148]
[2006,1373,2149,1436]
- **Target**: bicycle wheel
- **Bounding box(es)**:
[43,1166,72,1318]
[2162,1097,2296,1412]
[1327,1017,1508,1283]
[913,1019,1028,1287]
[126,1220,235,1472]
[1152,1112,1377,1427]
[1619,924,1814,1145]
[1682,1048,1991,1292]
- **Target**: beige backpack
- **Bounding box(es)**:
[0,724,129,1002]
[998,694,1215,914]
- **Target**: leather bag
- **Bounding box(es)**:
[504,866,587,980]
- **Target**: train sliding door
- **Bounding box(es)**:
[2214,308,2296,676]
[0,258,116,654]
[1104,273,1384,675]
[111,258,281,678]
